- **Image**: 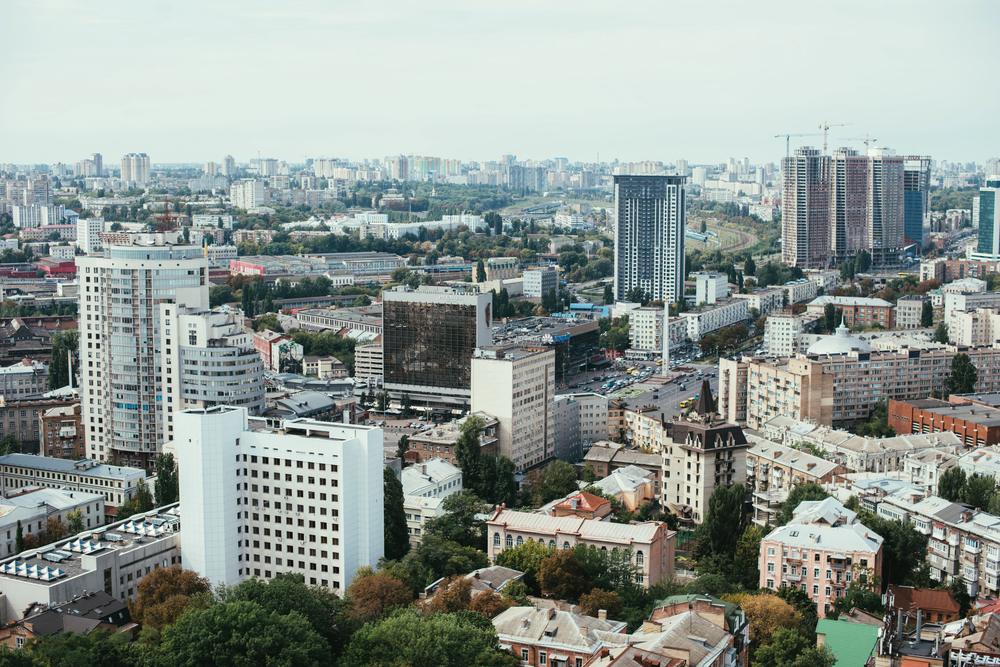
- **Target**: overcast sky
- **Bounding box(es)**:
[3,0,997,167]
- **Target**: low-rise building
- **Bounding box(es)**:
[889,398,1000,448]
[625,600,745,667]
[584,442,662,496]
[554,392,609,462]
[0,590,131,647]
[39,403,83,460]
[806,296,895,329]
[404,413,500,466]
[484,257,518,282]
[732,287,784,318]
[0,454,145,509]
[887,585,960,625]
[401,458,462,548]
[302,355,348,379]
[958,447,1000,483]
[588,465,656,511]
[903,448,959,491]
[0,486,105,556]
[759,497,884,617]
[487,508,675,587]
[296,306,383,335]
[492,606,627,667]
[745,438,849,524]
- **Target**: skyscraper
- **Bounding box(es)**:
[782,147,830,269]
[382,286,492,409]
[76,231,263,468]
[974,178,1000,260]
[829,148,868,264]
[904,156,931,250]
[120,153,151,185]
[222,155,236,176]
[613,174,686,303]
[866,147,905,265]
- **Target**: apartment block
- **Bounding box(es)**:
[782,147,831,269]
[897,294,932,329]
[230,179,266,210]
[760,498,884,617]
[627,307,688,353]
[732,287,784,318]
[471,347,554,471]
[553,392,609,462]
[949,308,1000,346]
[176,406,383,591]
[806,296,895,329]
[679,298,748,340]
[763,312,822,357]
[889,398,1000,448]
[783,278,819,305]
[40,404,84,459]
[693,271,728,305]
[745,439,849,524]
[492,606,627,667]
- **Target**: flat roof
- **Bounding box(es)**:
[896,397,1000,426]
[0,454,143,480]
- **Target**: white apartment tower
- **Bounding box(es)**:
[77,217,105,254]
[222,155,237,176]
[120,153,151,186]
[76,232,210,468]
[176,406,384,591]
[230,179,266,210]
[613,174,686,304]
[471,347,555,472]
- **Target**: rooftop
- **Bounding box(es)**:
[815,618,879,667]
[488,508,667,546]
[746,441,842,479]
[809,296,893,307]
[0,454,144,480]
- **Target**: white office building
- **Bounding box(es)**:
[191,214,234,229]
[472,347,555,472]
[176,406,384,591]
[230,179,266,210]
[76,217,105,254]
[693,271,728,305]
[12,205,65,229]
[523,267,559,299]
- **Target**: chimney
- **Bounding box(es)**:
[634,654,645,666]
[916,610,923,639]
[598,609,607,621]
[520,617,529,629]
[571,497,578,510]
[548,608,556,620]
[600,648,610,658]
[642,620,660,634]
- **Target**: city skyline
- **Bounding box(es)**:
[2,0,996,164]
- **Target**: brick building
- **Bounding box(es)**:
[806,296,895,329]
[40,403,83,459]
[888,398,1000,448]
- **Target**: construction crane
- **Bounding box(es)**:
[842,135,878,151]
[774,133,823,159]
[819,121,852,153]
[153,195,178,232]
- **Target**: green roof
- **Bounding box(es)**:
[816,619,879,667]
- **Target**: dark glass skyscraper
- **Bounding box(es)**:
[904,156,931,250]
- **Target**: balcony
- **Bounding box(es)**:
[58,427,77,438]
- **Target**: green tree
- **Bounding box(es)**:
[522,460,579,506]
[0,434,19,456]
[494,540,554,595]
[422,490,491,551]
[744,256,756,277]
[352,294,372,307]
[384,467,410,561]
[921,300,934,327]
[824,302,837,333]
[339,607,518,667]
[396,434,410,463]
[209,284,234,308]
[476,259,487,283]
[753,628,836,667]
[154,453,179,506]
[855,249,871,275]
[934,321,950,344]
[254,312,283,333]
[538,549,591,601]
[578,588,623,619]
[14,520,23,554]
[162,600,332,667]
[491,456,519,507]
[583,463,597,484]
[65,509,85,535]
[946,575,974,616]
[856,401,896,438]
[938,466,967,502]
[603,284,614,305]
[946,353,978,395]
[776,483,829,526]
[455,415,485,497]
[694,484,746,566]
[857,512,927,588]
[962,473,996,510]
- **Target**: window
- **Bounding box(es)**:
[493,533,501,548]
[540,651,547,665]
[636,551,644,566]
[506,535,513,549]
[516,536,523,547]
[521,649,529,662]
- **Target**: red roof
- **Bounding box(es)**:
[889,585,960,615]
[554,491,611,512]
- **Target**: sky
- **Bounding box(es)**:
[2,0,998,167]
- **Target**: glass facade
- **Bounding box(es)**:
[384,300,479,391]
[979,190,997,255]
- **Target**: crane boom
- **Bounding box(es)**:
[774,133,823,159]
[818,121,852,153]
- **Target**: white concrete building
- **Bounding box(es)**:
[896,294,932,329]
[12,205,65,229]
[523,267,559,299]
[553,392,609,462]
[0,487,105,556]
[783,278,819,305]
[679,299,749,339]
[0,455,145,508]
[945,291,1000,328]
[230,179,266,210]
[401,458,462,548]
[628,307,689,353]
[732,288,784,318]
[693,271,728,305]
[762,312,823,357]
[176,406,384,591]
[949,307,1000,346]
[471,347,555,472]
[191,214,234,229]
[48,245,76,260]
[120,153,151,186]
[205,245,238,265]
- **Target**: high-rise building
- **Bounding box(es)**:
[471,347,554,471]
[866,147,905,266]
[230,179,266,210]
[903,157,931,250]
[176,405,384,591]
[222,155,236,176]
[12,204,64,229]
[613,174,686,303]
[781,147,830,269]
[382,286,492,409]
[76,232,210,468]
[829,148,867,264]
[974,178,1000,260]
[676,159,688,176]
[259,158,278,177]
[76,217,104,254]
[120,153,151,186]
[204,162,218,176]
[90,153,103,177]
[387,155,408,181]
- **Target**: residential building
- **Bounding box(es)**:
[762,415,961,473]
[523,267,559,299]
[302,355,348,379]
[693,271,727,305]
[760,497,884,617]
[903,448,959,491]
[12,205,66,229]
[0,359,49,400]
[471,347,554,471]
[40,403,83,459]
[613,174,686,303]
[252,328,302,373]
[806,296,895,329]
[383,286,492,409]
[866,148,906,266]
[957,447,1000,483]
[176,405,383,591]
[492,606,627,667]
[783,278,819,305]
[230,179,266,210]
[402,458,462,548]
[0,454,145,508]
[76,230,210,467]
[903,157,932,250]
[120,153,151,186]
[486,508,675,587]
[584,442,662,495]
[888,585,960,625]
[782,147,831,269]
[829,148,869,264]
[547,491,612,520]
[973,178,1000,261]
[0,397,78,453]
[589,465,656,511]
[889,398,1000,448]
[627,307,688,353]
[678,298,748,340]
[484,257,519,282]
[625,598,746,667]
[353,341,383,380]
[732,287,784,318]
[553,392,609,462]
[946,297,1000,340]
[0,591,131,647]
[403,413,500,466]
[763,312,822,357]
[745,438,849,524]
[897,295,932,329]
[191,214,234,229]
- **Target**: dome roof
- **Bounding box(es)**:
[806,321,873,356]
